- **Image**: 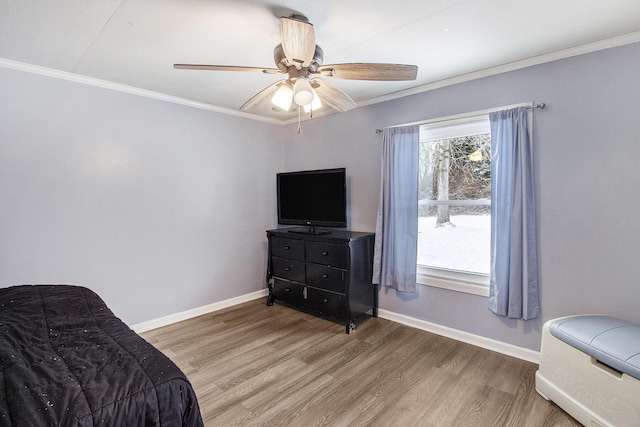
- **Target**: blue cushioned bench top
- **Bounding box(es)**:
[550,315,640,380]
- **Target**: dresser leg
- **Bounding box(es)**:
[266,278,275,306]
[346,320,356,334]
[373,284,379,317]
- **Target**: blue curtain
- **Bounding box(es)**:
[372,125,420,292]
[488,107,540,320]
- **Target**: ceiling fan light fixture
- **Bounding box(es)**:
[293,78,314,106]
[303,89,322,113]
[271,83,293,111]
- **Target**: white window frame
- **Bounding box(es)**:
[417,267,490,296]
[417,114,491,297]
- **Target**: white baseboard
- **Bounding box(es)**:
[131,289,539,364]
[377,309,540,364]
[131,289,268,333]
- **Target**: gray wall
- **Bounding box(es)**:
[0,67,284,325]
[2,41,638,351]
[282,42,640,350]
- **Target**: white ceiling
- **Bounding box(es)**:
[2,0,640,123]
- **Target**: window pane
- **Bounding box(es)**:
[417,119,491,277]
[417,208,490,275]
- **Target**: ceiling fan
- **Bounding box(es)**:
[174,14,418,115]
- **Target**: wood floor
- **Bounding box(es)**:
[140,299,580,427]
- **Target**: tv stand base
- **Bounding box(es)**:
[285,226,331,235]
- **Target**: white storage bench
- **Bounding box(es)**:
[535,315,640,427]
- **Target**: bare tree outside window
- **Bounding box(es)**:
[419,134,491,224]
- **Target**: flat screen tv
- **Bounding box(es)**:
[277,168,347,233]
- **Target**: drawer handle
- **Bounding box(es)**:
[284,246,290,250]
[285,267,291,271]
[284,288,291,292]
[322,251,328,256]
[322,274,329,278]
[323,298,329,303]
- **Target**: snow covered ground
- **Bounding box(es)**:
[417,215,490,274]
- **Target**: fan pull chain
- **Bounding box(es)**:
[297,108,302,133]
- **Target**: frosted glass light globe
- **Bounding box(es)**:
[293,78,314,106]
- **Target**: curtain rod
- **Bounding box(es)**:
[375,102,546,134]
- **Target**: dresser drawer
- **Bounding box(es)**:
[271,237,305,261]
[272,279,307,308]
[272,257,305,283]
[306,242,348,268]
[306,263,346,293]
[307,288,346,320]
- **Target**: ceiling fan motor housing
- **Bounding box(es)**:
[273,44,323,72]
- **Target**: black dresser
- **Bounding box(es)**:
[266,228,377,334]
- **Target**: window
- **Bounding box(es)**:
[417,116,491,295]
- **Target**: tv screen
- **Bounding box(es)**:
[277,168,347,230]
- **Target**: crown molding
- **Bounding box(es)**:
[3,31,639,127]
[356,31,640,109]
[0,58,286,126]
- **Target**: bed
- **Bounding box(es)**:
[0,284,203,426]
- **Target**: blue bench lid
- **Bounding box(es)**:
[550,315,640,380]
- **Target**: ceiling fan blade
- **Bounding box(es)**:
[311,79,357,112]
[240,80,286,111]
[317,63,418,81]
[279,17,315,68]
[174,64,281,74]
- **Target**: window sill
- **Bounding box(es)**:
[417,266,489,297]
